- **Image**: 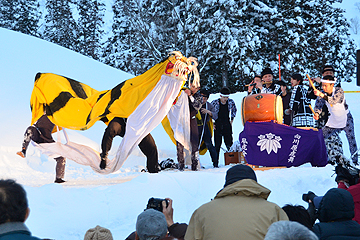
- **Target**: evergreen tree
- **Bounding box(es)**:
[76,0,105,60]
[43,0,78,50]
[0,0,40,36]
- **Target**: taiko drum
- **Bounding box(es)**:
[241,93,283,125]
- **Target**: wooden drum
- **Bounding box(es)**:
[241,93,283,125]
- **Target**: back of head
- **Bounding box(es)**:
[318,188,354,222]
[264,221,319,240]
[0,179,28,224]
[282,204,312,229]
[322,65,335,74]
[84,225,113,240]
[224,164,257,188]
[136,209,168,240]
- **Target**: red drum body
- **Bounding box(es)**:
[241,93,283,125]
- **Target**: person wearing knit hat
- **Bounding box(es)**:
[84,225,113,240]
[313,75,358,164]
[285,73,314,127]
[210,87,237,168]
[260,68,282,95]
[135,209,168,240]
[185,164,288,239]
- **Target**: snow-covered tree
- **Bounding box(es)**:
[76,0,105,60]
[43,0,78,51]
[0,0,40,36]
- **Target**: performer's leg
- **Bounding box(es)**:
[191,151,199,171]
[203,125,217,167]
[322,126,339,140]
[214,127,222,168]
[176,141,185,171]
[17,126,39,158]
[54,156,66,183]
[138,133,159,173]
[223,124,233,151]
[343,113,358,163]
[100,118,124,169]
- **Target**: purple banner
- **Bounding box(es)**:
[239,121,328,167]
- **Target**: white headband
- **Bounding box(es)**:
[321,77,337,84]
[221,94,230,98]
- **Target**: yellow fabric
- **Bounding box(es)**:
[30,55,182,131]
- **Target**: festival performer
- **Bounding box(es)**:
[260,68,282,95]
[99,117,159,173]
[176,83,202,171]
[28,51,199,173]
[313,75,358,164]
[198,89,218,168]
[285,74,314,127]
[211,87,237,167]
[16,114,66,183]
[247,75,262,95]
[278,81,291,125]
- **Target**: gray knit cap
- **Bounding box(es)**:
[136,209,168,240]
[84,225,113,240]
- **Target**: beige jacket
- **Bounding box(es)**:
[184,179,288,240]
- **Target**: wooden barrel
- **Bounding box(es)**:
[241,93,283,125]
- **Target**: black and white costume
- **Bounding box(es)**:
[289,84,314,127]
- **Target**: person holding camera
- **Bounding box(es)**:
[126,198,187,240]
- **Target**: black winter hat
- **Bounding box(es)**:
[322,65,335,74]
[261,68,273,77]
[224,164,257,187]
[220,87,230,95]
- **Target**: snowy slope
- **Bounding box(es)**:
[1,19,360,240]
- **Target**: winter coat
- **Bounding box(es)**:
[313,188,360,240]
[261,82,282,95]
[184,179,288,240]
[338,182,360,224]
[126,223,188,240]
[0,222,42,240]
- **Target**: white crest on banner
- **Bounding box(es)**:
[257,133,282,154]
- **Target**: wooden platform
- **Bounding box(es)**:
[246,164,287,171]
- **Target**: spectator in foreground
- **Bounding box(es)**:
[282,204,313,230]
[126,198,187,240]
[312,188,360,239]
[264,221,318,240]
[84,225,113,240]
[0,179,43,239]
[184,164,288,240]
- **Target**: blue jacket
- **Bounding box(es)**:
[313,188,360,240]
[0,222,42,240]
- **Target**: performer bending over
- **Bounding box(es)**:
[100,117,159,173]
[313,75,358,164]
[17,114,66,183]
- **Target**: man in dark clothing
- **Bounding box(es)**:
[260,68,282,95]
[198,89,218,168]
[210,87,237,167]
[247,75,263,95]
[177,84,202,171]
[17,114,66,184]
[278,81,291,125]
[0,179,43,240]
[99,117,159,173]
[313,188,360,239]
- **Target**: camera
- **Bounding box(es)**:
[146,197,169,212]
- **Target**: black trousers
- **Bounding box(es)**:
[101,117,159,173]
[22,126,66,179]
[214,122,233,165]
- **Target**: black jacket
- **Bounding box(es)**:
[313,188,360,239]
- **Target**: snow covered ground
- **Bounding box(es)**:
[1,5,360,238]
